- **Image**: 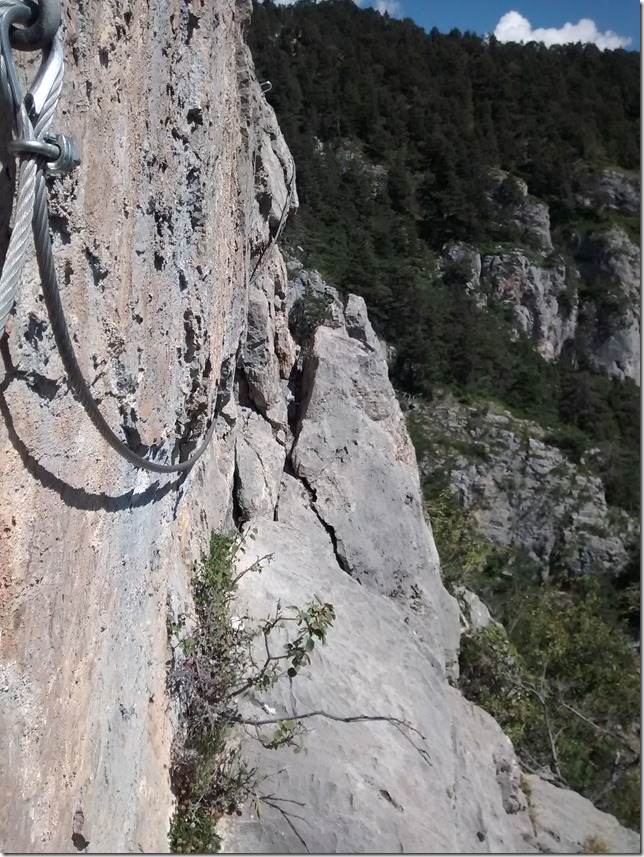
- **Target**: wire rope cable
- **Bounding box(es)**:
[0,2,295,474]
[0,1,220,473]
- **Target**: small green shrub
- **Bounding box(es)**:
[169,807,221,854]
[290,285,334,338]
[582,834,609,854]
[424,488,507,593]
[168,531,336,852]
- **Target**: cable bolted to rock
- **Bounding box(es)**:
[0,1,295,473]
[0,0,219,473]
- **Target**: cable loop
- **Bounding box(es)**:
[0,5,295,474]
[9,0,61,51]
[8,132,80,173]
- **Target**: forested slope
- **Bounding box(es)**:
[249,0,641,830]
[249,0,639,511]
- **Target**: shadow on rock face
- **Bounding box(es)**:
[0,338,184,512]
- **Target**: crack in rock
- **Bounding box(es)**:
[295,471,353,577]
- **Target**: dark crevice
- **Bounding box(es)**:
[120,406,150,457]
[84,248,108,290]
[173,402,207,461]
[296,469,354,577]
[187,107,203,128]
[232,453,244,528]
[186,12,199,44]
[215,355,236,421]
[183,310,201,363]
[285,347,318,440]
[49,213,72,245]
[24,314,47,345]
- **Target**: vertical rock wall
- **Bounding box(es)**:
[0,0,294,850]
[0,2,639,854]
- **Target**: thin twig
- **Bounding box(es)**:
[508,677,561,779]
[231,553,274,588]
[262,798,310,853]
[260,793,307,807]
[558,699,628,744]
[230,710,433,766]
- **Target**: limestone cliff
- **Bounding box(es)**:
[0,2,639,854]
[438,225,640,385]
[412,394,637,580]
[0,0,275,850]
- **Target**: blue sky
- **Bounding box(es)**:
[358,0,640,51]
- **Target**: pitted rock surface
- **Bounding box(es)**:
[0,0,294,850]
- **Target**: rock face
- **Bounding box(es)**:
[222,517,536,854]
[480,251,577,362]
[438,232,640,384]
[291,305,456,627]
[487,170,553,251]
[414,394,636,579]
[447,171,642,385]
[572,226,641,384]
[573,168,640,216]
[225,293,537,851]
[524,775,641,855]
[0,3,639,854]
[0,0,292,851]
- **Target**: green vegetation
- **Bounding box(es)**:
[167,532,336,852]
[250,0,640,513]
[290,284,335,339]
[424,487,507,593]
[582,834,610,854]
[420,478,640,830]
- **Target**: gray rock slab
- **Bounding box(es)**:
[235,408,286,522]
[221,516,537,854]
[524,774,641,854]
[291,314,459,671]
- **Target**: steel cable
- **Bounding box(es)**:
[0,6,294,474]
[31,164,219,473]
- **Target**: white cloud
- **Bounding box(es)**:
[272,0,367,4]
[493,10,632,50]
[273,0,370,4]
[374,0,401,15]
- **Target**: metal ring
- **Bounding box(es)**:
[7,137,60,160]
[10,0,61,51]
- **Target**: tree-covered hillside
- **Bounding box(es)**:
[249,0,640,515]
[249,0,641,829]
[251,0,638,244]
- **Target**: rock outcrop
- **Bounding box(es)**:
[444,171,642,385]
[412,393,637,579]
[487,170,553,251]
[0,0,290,851]
[437,230,640,385]
[225,291,536,852]
[573,168,640,216]
[0,2,639,854]
[572,226,641,384]
[479,251,578,362]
